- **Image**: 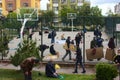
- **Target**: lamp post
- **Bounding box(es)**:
[38,16,43,60]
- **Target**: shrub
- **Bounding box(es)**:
[96,62,118,80]
[11,39,40,66]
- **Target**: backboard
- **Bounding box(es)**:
[67,13,76,19]
[17,8,38,21]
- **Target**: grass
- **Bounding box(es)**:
[0,69,95,80]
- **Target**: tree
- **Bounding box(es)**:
[60,6,76,26]
[0,17,9,60]
[3,12,21,29]
[90,6,103,26]
[11,39,40,67]
[40,10,55,28]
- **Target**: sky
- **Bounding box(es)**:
[40,0,120,15]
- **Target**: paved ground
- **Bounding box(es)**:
[0,31,120,80]
[6,31,116,62]
[0,62,119,80]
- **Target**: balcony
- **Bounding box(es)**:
[53,4,58,7]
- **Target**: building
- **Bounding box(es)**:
[0,0,40,16]
[47,0,90,26]
[114,2,120,14]
[115,2,120,14]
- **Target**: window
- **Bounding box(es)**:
[53,7,58,11]
[70,0,76,3]
[61,0,67,4]
[23,3,29,7]
[53,0,58,3]
[8,3,13,11]
[0,3,2,8]
[78,0,83,3]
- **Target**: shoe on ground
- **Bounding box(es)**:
[72,71,78,73]
[81,70,86,73]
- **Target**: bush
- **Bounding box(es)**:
[96,62,118,80]
[11,39,40,66]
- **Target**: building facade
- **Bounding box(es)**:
[114,2,120,14]
[47,0,90,26]
[0,0,40,16]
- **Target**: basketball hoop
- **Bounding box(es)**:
[17,8,38,42]
[67,13,76,32]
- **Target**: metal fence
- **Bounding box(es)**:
[0,16,120,62]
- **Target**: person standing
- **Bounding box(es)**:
[90,37,97,49]
[75,32,82,47]
[62,36,72,61]
[73,47,86,73]
[20,57,40,80]
[108,36,115,49]
[51,30,56,43]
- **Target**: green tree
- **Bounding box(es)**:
[40,10,55,28]
[0,17,9,60]
[60,6,76,26]
[0,31,9,60]
[11,39,40,66]
[3,12,21,29]
[90,6,103,26]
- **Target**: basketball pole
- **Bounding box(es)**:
[71,18,73,32]
[20,18,29,42]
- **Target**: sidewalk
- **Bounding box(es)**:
[0,62,119,80]
[0,62,95,75]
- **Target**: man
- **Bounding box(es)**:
[108,36,115,49]
[73,47,86,73]
[20,57,40,80]
[62,36,72,61]
[51,30,56,43]
[50,43,59,57]
[39,44,49,58]
[75,32,82,47]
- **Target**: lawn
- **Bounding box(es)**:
[0,69,95,80]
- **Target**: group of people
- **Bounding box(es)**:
[20,28,120,80]
[20,57,62,80]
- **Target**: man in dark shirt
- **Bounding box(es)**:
[50,44,59,57]
[62,36,72,61]
[73,47,86,73]
[75,32,82,47]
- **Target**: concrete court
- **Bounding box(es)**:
[6,31,117,63]
[0,31,119,80]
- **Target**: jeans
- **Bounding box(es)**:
[51,37,55,43]
[62,50,71,60]
[74,59,85,72]
[24,72,32,80]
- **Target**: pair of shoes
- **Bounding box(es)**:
[72,71,78,73]
[81,71,86,73]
